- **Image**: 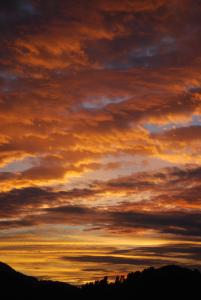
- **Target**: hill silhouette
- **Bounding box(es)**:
[0,262,200,299]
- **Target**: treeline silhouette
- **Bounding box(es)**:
[0,262,200,299]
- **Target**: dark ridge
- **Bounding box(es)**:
[0,262,200,299]
[0,261,36,279]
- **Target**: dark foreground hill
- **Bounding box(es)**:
[0,262,200,299]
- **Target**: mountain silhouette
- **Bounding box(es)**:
[0,261,79,299]
[0,262,200,299]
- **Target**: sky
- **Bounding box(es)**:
[0,0,201,284]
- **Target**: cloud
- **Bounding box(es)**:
[110,243,201,262]
[1,201,201,239]
[0,186,97,218]
[0,0,201,282]
[0,164,201,241]
[62,254,173,266]
[153,126,201,142]
[109,210,201,237]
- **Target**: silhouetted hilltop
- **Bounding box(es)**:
[0,262,200,299]
[0,261,37,283]
[0,262,79,299]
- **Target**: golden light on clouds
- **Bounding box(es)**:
[0,0,201,283]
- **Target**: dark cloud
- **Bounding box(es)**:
[62,254,173,266]
[141,244,201,261]
[0,164,201,240]
[0,186,97,217]
[1,203,201,239]
[111,243,201,262]
[110,211,201,237]
[153,126,201,142]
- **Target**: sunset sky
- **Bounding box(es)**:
[0,0,201,284]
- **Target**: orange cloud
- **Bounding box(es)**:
[0,0,201,282]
